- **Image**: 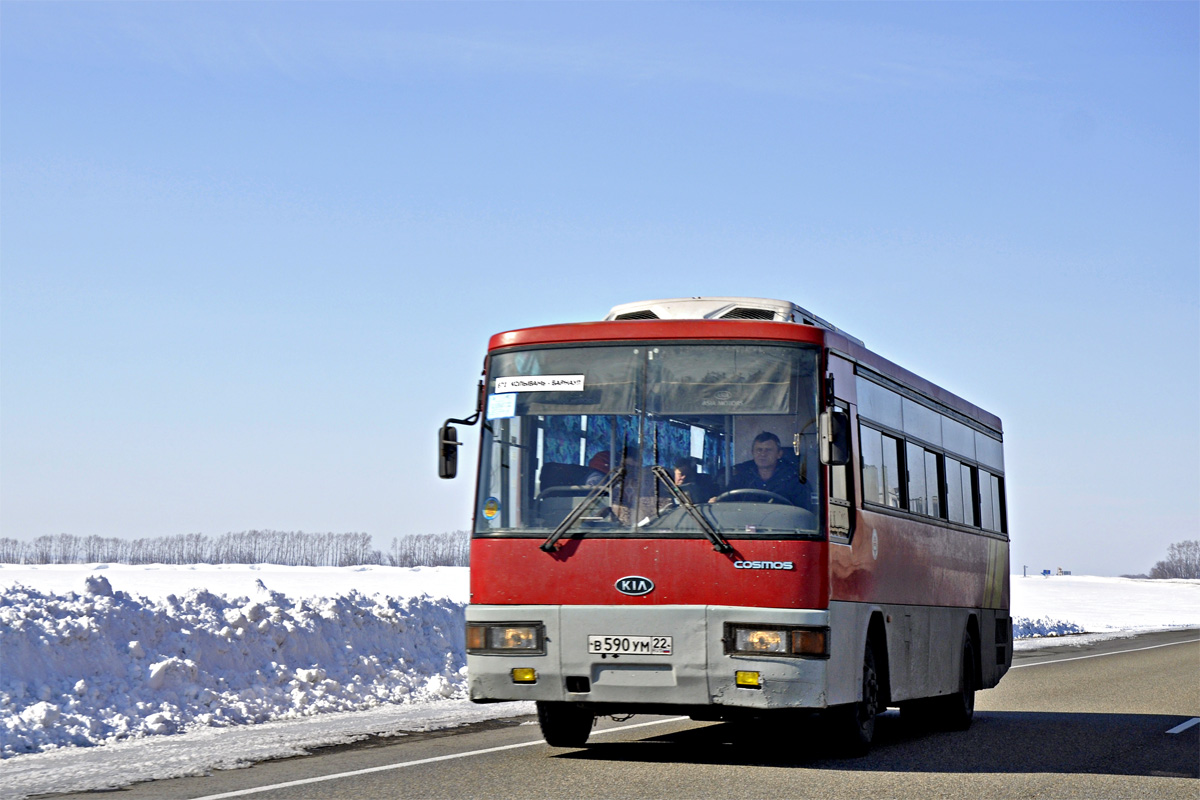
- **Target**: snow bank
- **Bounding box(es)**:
[1,566,1197,767]
[0,563,468,604]
[1,574,468,757]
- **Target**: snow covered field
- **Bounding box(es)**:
[2,564,1197,797]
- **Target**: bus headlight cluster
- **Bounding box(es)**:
[466,623,545,654]
[725,624,829,658]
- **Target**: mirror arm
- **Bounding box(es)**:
[445,380,485,428]
[439,381,485,479]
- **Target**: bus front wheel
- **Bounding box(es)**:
[536,701,594,747]
[830,639,880,756]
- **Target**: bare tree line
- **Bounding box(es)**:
[1148,540,1200,580]
[0,530,470,568]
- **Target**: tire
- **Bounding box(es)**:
[933,630,976,731]
[536,701,594,747]
[830,639,880,756]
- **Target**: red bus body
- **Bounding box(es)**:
[460,308,1010,746]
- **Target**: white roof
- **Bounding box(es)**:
[603,296,863,346]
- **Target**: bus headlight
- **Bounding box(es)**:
[734,628,786,653]
[725,624,829,658]
[466,623,545,654]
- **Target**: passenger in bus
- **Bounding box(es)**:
[715,431,807,508]
[584,447,641,487]
[593,447,658,525]
[583,451,612,486]
[673,457,717,505]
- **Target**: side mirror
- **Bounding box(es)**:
[439,424,460,479]
[819,410,850,466]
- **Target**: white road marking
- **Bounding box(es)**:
[1010,638,1199,669]
[188,716,689,800]
[1166,717,1200,735]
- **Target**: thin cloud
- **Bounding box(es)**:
[6,5,1036,100]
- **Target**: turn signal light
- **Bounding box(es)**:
[791,629,827,657]
[511,668,537,684]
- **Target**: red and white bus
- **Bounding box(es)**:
[439,297,1010,752]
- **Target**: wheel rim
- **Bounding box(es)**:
[858,652,879,735]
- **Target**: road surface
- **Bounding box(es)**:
[51,629,1199,799]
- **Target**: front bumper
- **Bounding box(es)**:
[466,604,832,712]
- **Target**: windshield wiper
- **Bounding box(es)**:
[649,466,732,553]
[540,466,626,553]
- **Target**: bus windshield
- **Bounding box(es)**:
[475,343,821,540]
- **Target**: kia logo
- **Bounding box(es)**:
[615,576,654,596]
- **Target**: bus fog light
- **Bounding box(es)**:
[735,671,761,688]
[734,628,786,653]
[511,668,537,683]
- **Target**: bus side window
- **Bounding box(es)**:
[978,471,995,531]
[925,449,942,519]
[980,471,1004,533]
[882,434,902,509]
[906,442,927,515]
[830,404,851,501]
[859,426,883,506]
[992,474,1006,534]
[860,425,902,509]
[831,455,849,501]
[962,463,978,527]
[829,404,854,539]
[946,457,965,523]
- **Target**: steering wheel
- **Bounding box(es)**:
[711,489,792,505]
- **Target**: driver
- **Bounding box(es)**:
[715,431,805,507]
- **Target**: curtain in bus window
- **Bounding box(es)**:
[543,416,584,465]
[647,345,805,415]
[645,419,691,470]
[489,348,639,415]
[703,429,725,474]
[582,415,634,465]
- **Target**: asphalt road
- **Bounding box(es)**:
[52,629,1199,800]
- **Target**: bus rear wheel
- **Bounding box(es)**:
[830,639,879,756]
[536,701,594,747]
[933,630,976,731]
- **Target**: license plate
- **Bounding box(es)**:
[587,635,673,655]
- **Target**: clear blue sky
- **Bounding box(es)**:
[2,2,1196,576]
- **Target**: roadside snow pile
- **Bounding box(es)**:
[0,575,466,757]
[2,565,1197,762]
[1012,617,1085,638]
